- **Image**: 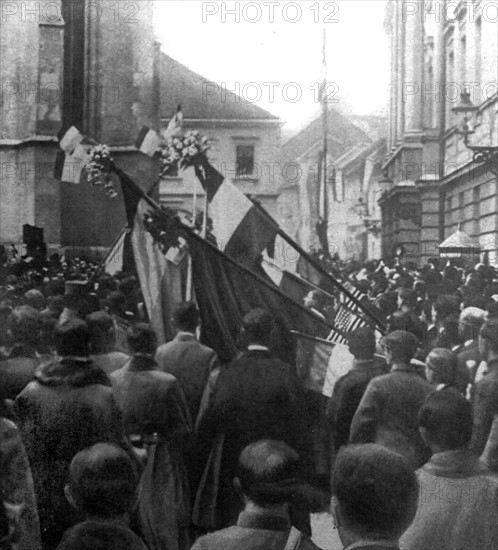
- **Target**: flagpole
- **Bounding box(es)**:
[113,163,339,334]
[202,192,208,239]
[322,27,329,212]
[249,199,386,331]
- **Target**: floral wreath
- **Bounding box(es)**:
[160,131,210,177]
[85,144,118,198]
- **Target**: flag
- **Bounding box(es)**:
[328,305,366,344]
[103,226,127,276]
[163,104,183,139]
[186,230,332,365]
[194,154,278,268]
[295,333,354,395]
[59,126,84,154]
[54,126,90,184]
[135,126,162,158]
[118,167,184,344]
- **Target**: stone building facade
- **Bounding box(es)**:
[157,54,282,222]
[279,112,386,262]
[382,0,498,265]
[0,0,159,256]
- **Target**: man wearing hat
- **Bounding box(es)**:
[350,330,433,468]
[59,281,89,326]
[195,308,312,532]
[454,306,487,388]
[326,327,388,456]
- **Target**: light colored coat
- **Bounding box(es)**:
[401,449,498,550]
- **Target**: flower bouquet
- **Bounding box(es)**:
[160,131,210,177]
[85,144,118,198]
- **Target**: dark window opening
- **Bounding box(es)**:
[236,145,255,177]
[62,0,86,130]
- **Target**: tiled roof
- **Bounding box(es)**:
[280,109,371,164]
[159,53,280,122]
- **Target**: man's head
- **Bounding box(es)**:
[47,295,65,318]
[397,288,417,310]
[65,443,138,519]
[235,440,301,508]
[126,323,157,355]
[331,444,418,542]
[419,389,472,451]
[24,289,46,311]
[86,311,115,354]
[242,308,273,347]
[348,327,376,360]
[381,330,419,365]
[459,307,487,341]
[9,306,41,347]
[54,320,91,357]
[173,301,200,333]
[64,280,89,311]
[425,348,458,387]
[433,295,460,321]
[479,319,498,360]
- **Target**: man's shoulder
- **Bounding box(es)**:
[191,526,320,550]
[157,338,216,357]
[191,526,248,549]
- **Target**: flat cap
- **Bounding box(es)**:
[459,307,487,326]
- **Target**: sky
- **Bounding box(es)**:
[154,0,390,137]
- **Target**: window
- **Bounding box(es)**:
[473,186,480,235]
[475,17,482,83]
[236,145,255,177]
[62,0,85,129]
[459,34,467,88]
[446,50,455,125]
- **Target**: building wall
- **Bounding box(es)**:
[1,0,158,250]
[441,0,498,263]
[382,0,497,265]
[159,120,283,223]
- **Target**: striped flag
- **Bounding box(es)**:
[194,154,278,268]
[103,227,127,276]
[135,126,162,158]
[118,166,184,345]
[328,305,366,344]
[54,126,90,184]
[163,104,183,139]
[295,332,354,395]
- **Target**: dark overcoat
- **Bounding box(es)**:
[326,357,389,452]
[14,358,124,548]
[111,356,192,550]
[195,349,313,529]
[349,364,433,468]
[0,345,41,401]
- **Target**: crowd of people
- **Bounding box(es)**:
[1,249,498,550]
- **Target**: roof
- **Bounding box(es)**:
[159,53,280,122]
[280,109,372,164]
[439,228,481,249]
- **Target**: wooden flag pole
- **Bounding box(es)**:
[250,200,386,332]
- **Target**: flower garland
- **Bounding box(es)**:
[160,131,210,177]
[85,144,118,198]
[142,207,184,253]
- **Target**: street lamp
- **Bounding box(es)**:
[452,91,498,164]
